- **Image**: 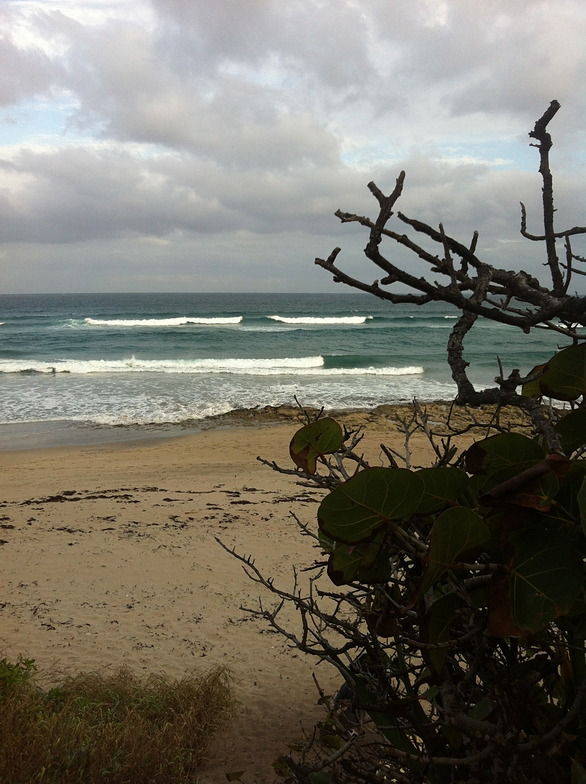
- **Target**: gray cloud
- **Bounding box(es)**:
[0,0,584,293]
[0,9,58,106]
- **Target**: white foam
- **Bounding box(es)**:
[84,316,242,326]
[0,357,423,377]
[0,365,452,427]
[268,315,372,325]
[0,356,324,375]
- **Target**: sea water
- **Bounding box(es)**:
[0,292,563,433]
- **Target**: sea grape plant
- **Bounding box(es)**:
[223,103,586,783]
[245,345,585,784]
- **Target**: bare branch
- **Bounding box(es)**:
[527,100,564,293]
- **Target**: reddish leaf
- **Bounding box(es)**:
[487,572,528,637]
[481,456,568,511]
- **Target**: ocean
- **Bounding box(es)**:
[0,292,564,446]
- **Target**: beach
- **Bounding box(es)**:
[0,405,523,782]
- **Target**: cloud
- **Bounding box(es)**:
[151,0,373,92]
[0,11,59,106]
[0,138,365,244]
[0,0,584,293]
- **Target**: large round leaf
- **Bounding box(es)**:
[555,409,586,454]
[539,343,586,401]
[465,432,545,476]
[522,363,548,398]
[416,467,469,514]
[318,467,424,545]
[480,458,563,512]
[423,593,465,678]
[509,526,583,632]
[289,417,343,474]
[554,460,586,527]
[489,525,584,635]
[327,538,391,586]
[419,507,490,594]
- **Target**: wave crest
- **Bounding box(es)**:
[0,357,423,377]
[268,315,372,325]
[84,317,242,326]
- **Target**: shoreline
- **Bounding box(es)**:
[0,399,532,452]
[0,402,431,452]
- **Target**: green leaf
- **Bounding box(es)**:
[415,467,469,514]
[555,409,586,453]
[468,697,493,721]
[327,538,391,586]
[481,459,562,512]
[539,343,586,401]
[572,760,586,784]
[369,711,420,756]
[508,526,584,633]
[289,417,343,474]
[440,725,464,750]
[420,507,490,594]
[423,593,464,678]
[522,363,548,398]
[318,467,424,545]
[555,461,586,525]
[309,774,332,784]
[465,432,545,476]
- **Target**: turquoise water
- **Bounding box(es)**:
[0,292,564,428]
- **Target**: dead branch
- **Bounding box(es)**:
[316,102,584,451]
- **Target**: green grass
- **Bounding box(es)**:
[0,656,234,783]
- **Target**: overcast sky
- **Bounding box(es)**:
[1,0,584,294]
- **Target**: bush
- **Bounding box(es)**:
[225,102,586,783]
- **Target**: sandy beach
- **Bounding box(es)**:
[0,405,520,782]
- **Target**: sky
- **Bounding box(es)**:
[1,0,584,294]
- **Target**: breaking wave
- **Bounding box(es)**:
[84,317,242,326]
[0,356,424,377]
[268,315,372,325]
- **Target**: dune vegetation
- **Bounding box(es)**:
[0,656,233,784]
